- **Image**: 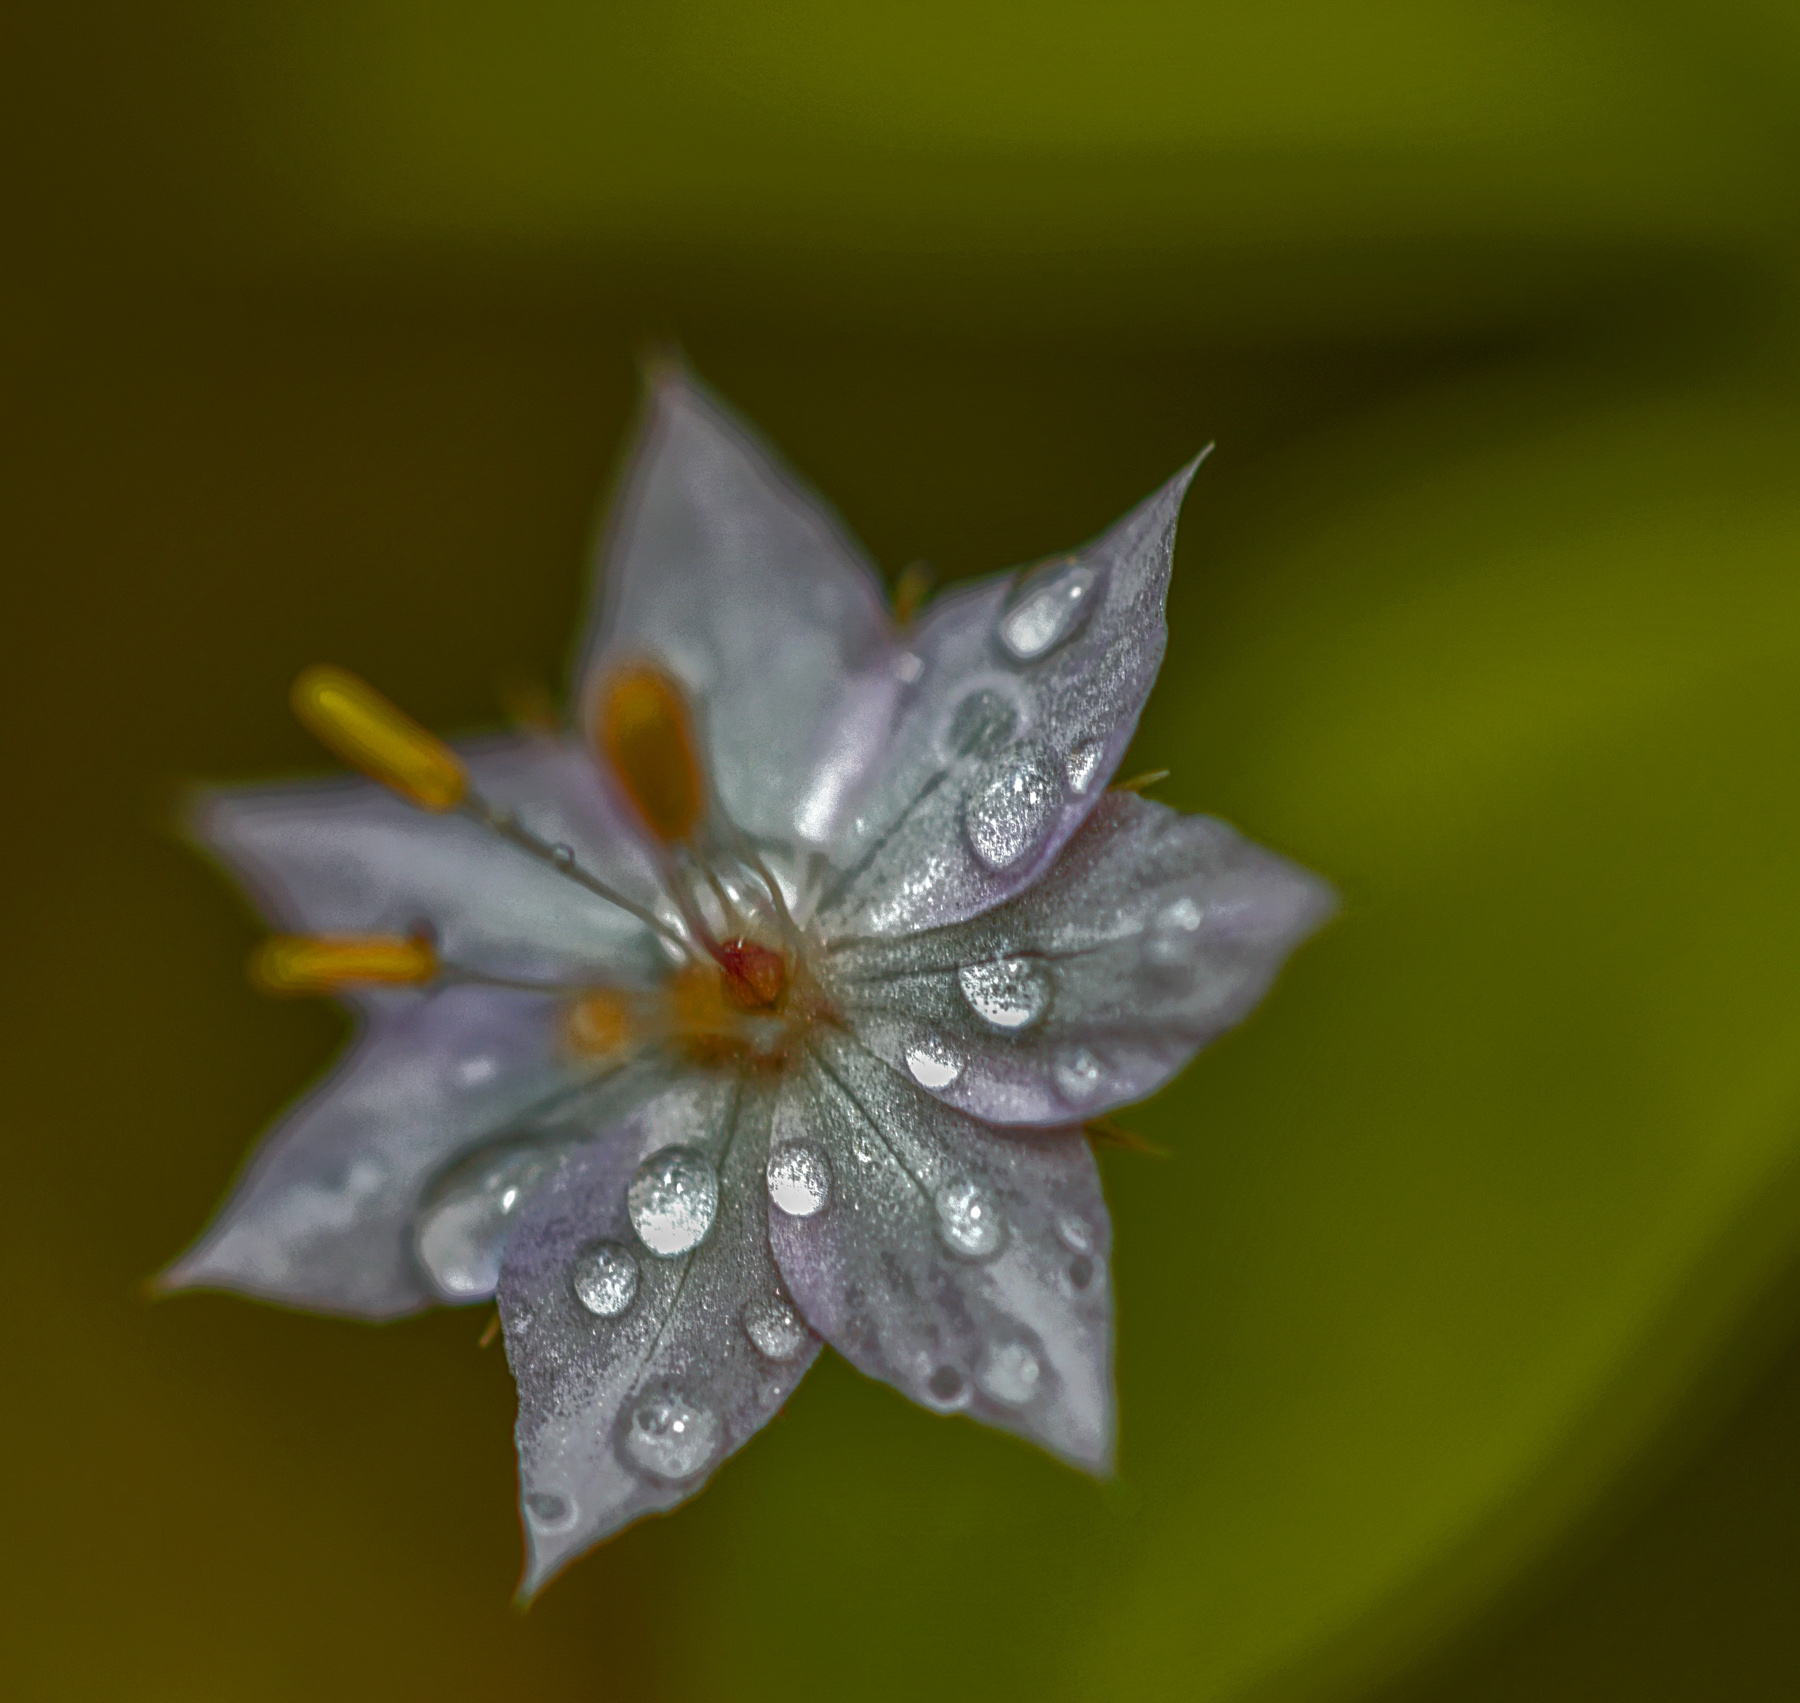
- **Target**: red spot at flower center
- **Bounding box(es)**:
[718,937,787,1012]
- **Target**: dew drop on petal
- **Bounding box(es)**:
[571,1240,639,1317]
[997,561,1099,661]
[766,1142,832,1217]
[1064,739,1105,795]
[742,1293,809,1362]
[1056,1212,1095,1255]
[621,1393,720,1481]
[945,687,1021,760]
[936,1177,1004,1258]
[1052,1044,1106,1105]
[906,1035,965,1089]
[550,842,576,871]
[627,1146,719,1256]
[964,749,1063,872]
[958,956,1052,1031]
[978,1341,1042,1407]
[926,1364,971,1408]
[414,1138,565,1301]
[524,1490,577,1531]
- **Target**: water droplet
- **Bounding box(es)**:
[767,1142,831,1217]
[1064,739,1105,794]
[453,1054,498,1088]
[524,1490,576,1530]
[978,1341,1042,1407]
[743,1294,809,1361]
[550,842,575,871]
[958,957,1051,1031]
[1067,1255,1096,1292]
[571,1241,639,1317]
[1052,1045,1105,1105]
[621,1393,720,1481]
[945,688,1020,760]
[1057,1212,1094,1254]
[627,1146,718,1256]
[997,560,1099,661]
[964,749,1063,872]
[895,650,924,684]
[414,1138,566,1301]
[936,1177,1004,1257]
[906,1035,965,1089]
[1143,893,1207,971]
[926,1365,970,1408]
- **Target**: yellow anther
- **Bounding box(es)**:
[251,934,439,994]
[564,989,636,1058]
[291,665,468,812]
[594,663,703,843]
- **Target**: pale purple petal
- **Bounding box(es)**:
[770,1032,1113,1470]
[811,460,1201,938]
[576,370,896,848]
[191,735,668,986]
[500,1075,820,1594]
[821,793,1335,1124]
[161,987,641,1317]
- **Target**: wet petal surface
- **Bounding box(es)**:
[813,462,1199,936]
[769,1032,1113,1469]
[500,1075,820,1592]
[823,793,1335,1123]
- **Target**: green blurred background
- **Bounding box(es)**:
[5,3,1800,1698]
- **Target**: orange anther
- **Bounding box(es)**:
[594,663,703,843]
[291,665,467,812]
[252,934,438,994]
[564,989,635,1057]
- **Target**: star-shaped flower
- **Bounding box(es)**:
[166,371,1333,1592]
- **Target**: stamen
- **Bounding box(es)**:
[1111,768,1170,795]
[291,665,468,812]
[594,663,704,844]
[892,560,935,625]
[564,989,636,1057]
[252,933,437,994]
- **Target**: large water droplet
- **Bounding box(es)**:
[964,749,1063,872]
[523,1489,577,1531]
[1052,1045,1105,1105]
[945,687,1020,760]
[997,560,1099,661]
[978,1340,1042,1407]
[571,1240,639,1317]
[1064,739,1105,795]
[743,1293,809,1361]
[936,1177,1004,1257]
[906,1035,965,1089]
[958,956,1052,1030]
[414,1137,567,1301]
[621,1393,720,1481]
[767,1142,831,1217]
[627,1146,719,1256]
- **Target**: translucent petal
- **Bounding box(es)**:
[576,369,896,848]
[190,735,668,986]
[822,793,1335,1123]
[160,987,639,1317]
[500,1074,821,1593]
[812,460,1200,937]
[770,1032,1113,1470]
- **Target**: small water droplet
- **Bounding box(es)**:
[524,1490,576,1530]
[627,1146,719,1256]
[936,1177,1004,1257]
[742,1294,809,1361]
[1064,739,1105,794]
[978,1341,1042,1407]
[958,957,1051,1030]
[414,1138,565,1301]
[1052,1045,1105,1105]
[1056,1213,1094,1254]
[550,842,575,871]
[621,1393,720,1481]
[906,1035,965,1089]
[964,749,1063,872]
[1143,893,1207,971]
[895,651,924,684]
[766,1142,831,1217]
[1067,1254,1096,1292]
[571,1241,639,1317]
[945,687,1020,760]
[454,1054,498,1088]
[997,560,1099,661]
[926,1364,970,1408]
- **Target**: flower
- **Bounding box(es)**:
[164,369,1333,1592]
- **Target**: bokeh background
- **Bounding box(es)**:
[5,3,1800,1699]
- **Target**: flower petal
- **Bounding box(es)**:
[769,1031,1113,1470]
[812,460,1200,937]
[500,1073,820,1594]
[821,792,1335,1124]
[576,370,896,848]
[191,735,669,985]
[161,987,638,1316]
